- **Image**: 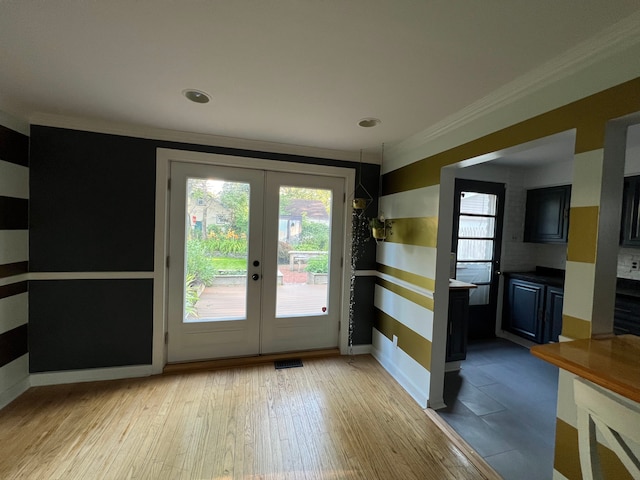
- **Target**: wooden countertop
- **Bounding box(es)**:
[449,279,477,290]
[531,335,640,403]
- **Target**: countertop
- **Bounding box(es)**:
[503,267,565,288]
[504,268,640,298]
[531,334,640,403]
[449,279,477,290]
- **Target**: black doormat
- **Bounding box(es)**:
[274,359,303,370]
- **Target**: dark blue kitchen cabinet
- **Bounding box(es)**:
[524,185,571,244]
[503,274,564,344]
[545,286,564,343]
[446,289,470,362]
[504,278,545,343]
[621,175,640,247]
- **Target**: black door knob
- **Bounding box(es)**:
[252,273,260,281]
[253,260,260,267]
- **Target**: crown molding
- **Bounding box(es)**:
[29,112,381,165]
[388,11,640,161]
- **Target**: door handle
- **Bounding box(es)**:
[252,273,260,281]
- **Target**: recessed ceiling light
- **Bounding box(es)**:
[183,89,211,104]
[358,117,381,128]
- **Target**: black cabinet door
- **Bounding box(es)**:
[524,185,571,244]
[621,176,640,247]
[446,289,470,362]
[614,296,640,336]
[544,286,564,343]
[504,278,545,343]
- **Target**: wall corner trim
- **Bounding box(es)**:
[0,377,30,410]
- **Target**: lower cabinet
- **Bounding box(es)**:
[503,276,564,344]
[614,295,640,336]
[545,287,564,343]
[446,289,470,362]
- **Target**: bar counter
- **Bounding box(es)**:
[531,334,640,403]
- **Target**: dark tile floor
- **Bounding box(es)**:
[437,338,559,480]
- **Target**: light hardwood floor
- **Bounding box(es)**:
[0,355,497,479]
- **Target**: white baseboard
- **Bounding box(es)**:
[342,344,372,355]
[427,398,447,410]
[445,361,462,372]
[0,377,30,410]
[371,344,428,408]
[553,469,570,480]
[30,364,154,386]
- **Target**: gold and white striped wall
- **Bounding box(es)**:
[374,77,640,477]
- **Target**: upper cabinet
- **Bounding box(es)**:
[621,175,640,248]
[524,185,571,244]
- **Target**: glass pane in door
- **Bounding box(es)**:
[275,186,332,317]
[456,262,492,284]
[184,177,249,322]
[460,191,497,215]
[457,239,494,261]
[458,215,495,237]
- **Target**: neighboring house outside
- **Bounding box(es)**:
[188,198,233,234]
[278,199,329,244]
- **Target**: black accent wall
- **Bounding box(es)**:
[29,279,153,372]
[29,130,157,272]
[28,125,378,371]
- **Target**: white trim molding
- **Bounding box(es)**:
[387,11,640,164]
[28,271,154,280]
[30,364,154,386]
[30,113,380,165]
[0,377,29,410]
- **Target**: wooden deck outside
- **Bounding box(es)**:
[189,265,329,321]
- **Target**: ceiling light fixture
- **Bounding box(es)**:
[183,89,211,104]
[358,117,381,128]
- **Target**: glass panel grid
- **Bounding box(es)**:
[456,262,492,284]
[458,215,496,238]
[460,192,497,216]
[456,239,494,261]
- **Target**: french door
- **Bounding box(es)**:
[167,161,345,362]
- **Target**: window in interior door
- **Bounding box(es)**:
[275,186,332,317]
[456,191,498,306]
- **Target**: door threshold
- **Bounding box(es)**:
[163,348,340,375]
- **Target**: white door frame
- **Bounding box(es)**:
[152,148,355,372]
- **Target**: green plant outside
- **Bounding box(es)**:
[187,239,217,286]
[305,255,329,274]
[292,217,330,251]
[185,273,199,318]
[187,238,249,286]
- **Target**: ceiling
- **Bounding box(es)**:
[1,1,639,153]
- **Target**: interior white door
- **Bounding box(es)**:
[167,162,264,362]
[167,162,345,362]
